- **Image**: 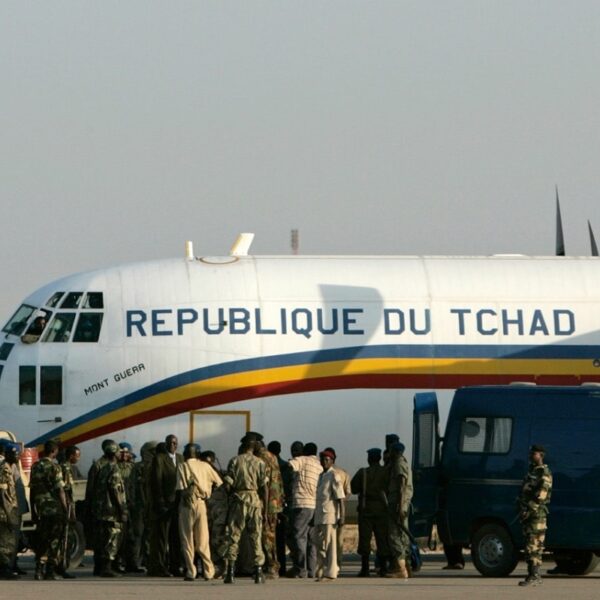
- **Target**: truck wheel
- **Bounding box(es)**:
[471,523,518,577]
[68,521,86,567]
[553,551,600,575]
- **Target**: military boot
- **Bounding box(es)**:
[44,564,61,581]
[34,561,45,581]
[100,562,118,578]
[223,561,234,584]
[358,555,370,577]
[254,566,265,584]
[55,565,77,579]
[519,562,542,586]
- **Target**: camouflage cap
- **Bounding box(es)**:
[104,441,119,455]
[101,439,116,451]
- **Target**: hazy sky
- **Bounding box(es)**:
[2,1,600,319]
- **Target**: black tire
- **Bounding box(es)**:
[471,523,519,577]
[67,521,86,567]
[552,551,600,575]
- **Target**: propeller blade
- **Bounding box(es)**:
[589,220,599,257]
[556,186,565,256]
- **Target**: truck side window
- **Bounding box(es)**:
[460,417,512,454]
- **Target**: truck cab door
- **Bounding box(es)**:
[411,391,441,538]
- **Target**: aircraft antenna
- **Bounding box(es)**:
[185,240,194,260]
[291,229,299,255]
[555,186,565,256]
[588,221,599,257]
[230,233,255,256]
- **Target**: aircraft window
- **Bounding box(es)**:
[46,292,65,308]
[41,366,62,405]
[459,417,512,454]
[2,304,36,336]
[42,313,76,342]
[21,310,52,344]
[82,292,104,309]
[0,343,14,360]
[19,366,36,405]
[60,292,84,309]
[73,313,103,342]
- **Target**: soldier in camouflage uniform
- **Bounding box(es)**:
[57,446,80,578]
[30,440,69,581]
[220,437,268,584]
[0,442,20,580]
[85,439,114,575]
[117,442,143,572]
[351,447,391,577]
[202,450,229,575]
[255,440,284,578]
[131,440,157,570]
[518,444,553,587]
[93,441,129,578]
[385,441,413,580]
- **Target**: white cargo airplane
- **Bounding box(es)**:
[1,234,599,472]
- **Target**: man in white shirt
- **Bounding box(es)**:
[313,450,345,581]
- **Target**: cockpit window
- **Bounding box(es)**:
[2,304,36,336]
[82,292,104,309]
[0,343,15,360]
[46,292,65,308]
[21,310,52,344]
[42,313,76,342]
[73,313,103,342]
[60,292,84,309]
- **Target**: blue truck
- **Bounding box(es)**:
[411,385,600,577]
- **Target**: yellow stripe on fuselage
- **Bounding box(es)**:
[63,356,591,441]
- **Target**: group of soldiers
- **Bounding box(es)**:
[0,432,552,586]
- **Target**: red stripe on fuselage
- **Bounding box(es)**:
[58,372,593,446]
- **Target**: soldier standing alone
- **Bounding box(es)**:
[517,444,552,587]
[385,441,413,580]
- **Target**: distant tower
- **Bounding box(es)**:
[291,229,299,255]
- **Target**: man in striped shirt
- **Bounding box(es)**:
[286,442,323,578]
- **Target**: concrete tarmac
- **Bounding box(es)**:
[5,554,599,600]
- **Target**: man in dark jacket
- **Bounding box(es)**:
[147,435,183,576]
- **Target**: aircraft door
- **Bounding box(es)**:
[189,410,250,471]
[411,392,441,539]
